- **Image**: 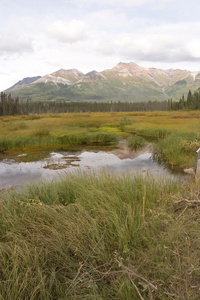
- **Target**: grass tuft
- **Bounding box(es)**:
[155,131,199,169]
[127,135,146,151]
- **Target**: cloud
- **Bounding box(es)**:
[88,20,200,64]
[48,19,87,43]
[0,32,33,56]
[72,0,155,6]
[71,0,177,8]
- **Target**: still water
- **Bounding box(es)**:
[0,147,179,190]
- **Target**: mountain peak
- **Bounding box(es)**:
[52,68,84,77]
[50,68,85,83]
[111,62,143,78]
[116,62,140,69]
[86,70,97,76]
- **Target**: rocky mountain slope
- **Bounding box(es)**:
[5,62,200,102]
[6,76,41,91]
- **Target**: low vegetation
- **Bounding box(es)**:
[1,172,199,299]
[1,110,200,170]
[0,110,200,299]
[127,135,146,151]
[154,131,199,169]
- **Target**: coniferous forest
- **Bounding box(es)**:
[0,88,200,116]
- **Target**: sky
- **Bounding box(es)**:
[1,0,200,91]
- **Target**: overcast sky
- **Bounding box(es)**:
[1,0,200,91]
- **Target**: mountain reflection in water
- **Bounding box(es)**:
[0,150,178,190]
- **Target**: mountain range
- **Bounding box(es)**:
[5,62,200,102]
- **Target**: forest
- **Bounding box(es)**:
[0,88,200,116]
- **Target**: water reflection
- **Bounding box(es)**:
[0,149,178,190]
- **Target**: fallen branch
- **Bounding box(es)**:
[115,258,157,291]
[174,199,200,214]
[128,273,145,300]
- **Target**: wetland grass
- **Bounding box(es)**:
[0,111,200,299]
[0,111,200,169]
[127,136,146,151]
[0,173,199,299]
[154,131,199,170]
[0,132,118,153]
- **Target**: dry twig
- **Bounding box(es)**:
[116,258,157,291]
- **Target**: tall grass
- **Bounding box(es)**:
[137,128,170,140]
[155,131,199,169]
[0,173,199,299]
[59,132,118,146]
[127,135,146,151]
[0,132,118,152]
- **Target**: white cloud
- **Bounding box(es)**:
[186,40,200,59]
[48,19,87,43]
[84,8,131,31]
[90,21,200,64]
[0,32,33,56]
[72,0,160,7]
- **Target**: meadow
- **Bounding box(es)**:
[1,110,200,169]
[0,111,200,299]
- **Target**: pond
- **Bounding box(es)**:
[0,143,182,190]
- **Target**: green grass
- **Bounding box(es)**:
[155,131,200,169]
[1,111,200,298]
[0,173,199,299]
[58,132,118,146]
[1,110,200,169]
[127,135,146,151]
[0,132,118,152]
[136,128,171,140]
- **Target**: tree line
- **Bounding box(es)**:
[171,88,200,110]
[0,92,20,116]
[0,89,200,116]
[0,92,171,116]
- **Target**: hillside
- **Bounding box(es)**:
[5,62,200,102]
